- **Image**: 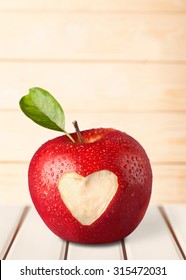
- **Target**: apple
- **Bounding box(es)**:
[29,128,152,244]
[20,87,152,244]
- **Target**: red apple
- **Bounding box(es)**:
[19,88,152,244]
[28,127,152,244]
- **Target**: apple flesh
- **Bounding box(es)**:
[29,128,152,244]
[58,170,118,226]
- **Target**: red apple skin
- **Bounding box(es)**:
[28,128,152,244]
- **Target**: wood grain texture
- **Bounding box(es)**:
[0,163,185,205]
[0,14,185,61]
[0,163,31,205]
[0,0,185,205]
[164,205,186,256]
[1,205,185,260]
[0,0,185,12]
[0,62,185,112]
[6,207,65,260]
[152,165,186,204]
[0,206,24,259]
[0,111,185,162]
[125,206,183,259]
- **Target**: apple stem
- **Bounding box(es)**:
[72,120,84,143]
[64,130,76,143]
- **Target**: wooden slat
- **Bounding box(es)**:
[0,163,186,205]
[3,205,185,260]
[125,206,183,259]
[67,242,123,260]
[0,0,185,12]
[0,14,185,61]
[164,204,186,257]
[6,207,66,260]
[152,165,186,204]
[0,206,25,259]
[0,111,185,163]
[0,163,32,205]
[0,62,185,112]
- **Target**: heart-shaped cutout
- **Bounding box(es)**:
[58,170,118,225]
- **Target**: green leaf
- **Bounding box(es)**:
[19,87,65,132]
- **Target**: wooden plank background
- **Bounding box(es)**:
[0,0,185,205]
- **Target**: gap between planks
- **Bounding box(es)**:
[2,205,186,260]
[120,239,128,260]
[63,240,127,260]
[63,241,69,260]
[2,206,30,260]
[158,206,186,260]
[40,206,186,260]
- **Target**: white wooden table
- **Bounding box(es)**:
[0,205,185,260]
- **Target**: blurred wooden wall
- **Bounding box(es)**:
[0,0,185,205]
